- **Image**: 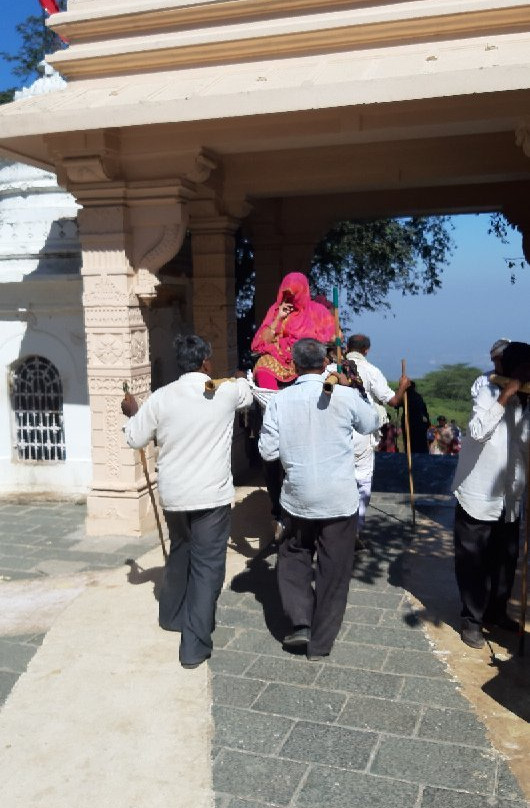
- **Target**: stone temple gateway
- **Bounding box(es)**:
[0,0,529,537]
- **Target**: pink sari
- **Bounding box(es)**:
[251,272,335,387]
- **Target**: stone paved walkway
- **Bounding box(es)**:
[0,456,528,808]
[211,493,528,808]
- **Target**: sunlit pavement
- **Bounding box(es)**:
[0,456,528,808]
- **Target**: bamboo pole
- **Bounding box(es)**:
[519,440,530,656]
[332,287,342,373]
[401,359,416,531]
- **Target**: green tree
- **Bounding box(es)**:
[0,1,67,104]
[419,363,483,401]
[309,217,454,316]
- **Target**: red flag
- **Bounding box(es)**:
[38,0,60,14]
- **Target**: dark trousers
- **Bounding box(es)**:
[159,505,231,665]
[277,512,358,656]
[453,502,520,628]
[263,459,284,521]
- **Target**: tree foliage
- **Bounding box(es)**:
[0,1,67,104]
[309,217,454,317]
[418,363,483,401]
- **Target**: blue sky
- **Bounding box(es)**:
[1,3,528,380]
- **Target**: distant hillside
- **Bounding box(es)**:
[388,363,483,433]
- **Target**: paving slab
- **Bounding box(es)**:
[0,462,528,808]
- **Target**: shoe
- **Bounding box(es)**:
[307,652,329,662]
[283,627,310,647]
[180,654,211,670]
[484,614,520,633]
[461,623,485,649]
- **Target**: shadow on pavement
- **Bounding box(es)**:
[125,558,164,602]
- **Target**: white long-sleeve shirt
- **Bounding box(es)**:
[123,373,252,511]
[452,377,529,522]
[258,374,379,519]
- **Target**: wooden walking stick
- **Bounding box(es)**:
[401,359,416,532]
[518,440,530,656]
[332,287,343,373]
[122,383,168,562]
[323,288,343,395]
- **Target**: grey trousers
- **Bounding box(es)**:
[160,505,231,666]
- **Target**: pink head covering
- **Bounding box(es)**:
[251,272,335,369]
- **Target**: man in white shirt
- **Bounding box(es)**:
[345,334,410,536]
[452,341,530,649]
[122,334,252,669]
[259,338,379,660]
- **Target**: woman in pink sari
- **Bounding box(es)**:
[251,272,335,389]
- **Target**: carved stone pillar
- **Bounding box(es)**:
[190,215,239,377]
[80,204,151,535]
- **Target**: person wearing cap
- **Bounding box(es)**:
[452,340,530,649]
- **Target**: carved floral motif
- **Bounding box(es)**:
[130,331,147,364]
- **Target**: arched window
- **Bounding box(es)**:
[11,356,66,462]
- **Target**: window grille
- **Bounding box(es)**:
[11,356,66,462]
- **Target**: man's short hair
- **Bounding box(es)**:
[292,338,327,372]
[490,338,511,359]
[174,334,211,375]
[501,341,530,382]
[347,334,370,352]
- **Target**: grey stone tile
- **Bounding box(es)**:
[496,760,526,801]
[380,610,425,630]
[371,737,496,793]
[213,626,238,649]
[418,707,490,747]
[0,556,41,571]
[338,695,421,735]
[217,607,268,630]
[383,649,447,677]
[316,664,403,699]
[347,589,404,609]
[327,641,388,670]
[218,589,249,608]
[208,650,257,676]
[0,671,18,704]
[0,639,40,673]
[279,720,377,770]
[399,676,470,710]
[226,800,277,808]
[350,572,391,592]
[252,682,346,724]
[212,675,266,708]
[213,705,293,754]
[227,629,284,657]
[421,786,527,808]
[213,749,307,805]
[0,570,43,582]
[343,623,430,650]
[240,594,263,613]
[245,656,320,686]
[296,765,419,807]
[343,605,384,625]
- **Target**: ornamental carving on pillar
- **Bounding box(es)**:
[105,396,121,479]
[130,330,147,365]
[63,155,117,185]
[87,333,124,366]
[88,374,151,395]
[83,274,126,307]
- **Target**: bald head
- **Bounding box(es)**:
[347,334,371,354]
